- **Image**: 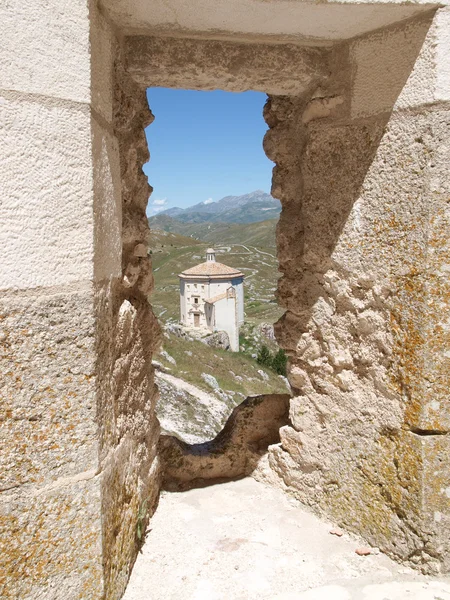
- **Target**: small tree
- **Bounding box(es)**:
[272,349,287,376]
[257,345,272,368]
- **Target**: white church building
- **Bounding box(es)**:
[179,249,244,351]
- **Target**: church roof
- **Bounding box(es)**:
[204,292,229,304]
[179,261,243,279]
[205,288,236,304]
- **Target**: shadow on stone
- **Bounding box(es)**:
[158,393,291,490]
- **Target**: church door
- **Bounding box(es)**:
[194,314,200,327]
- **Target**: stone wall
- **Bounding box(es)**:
[159,393,290,490]
[2,0,450,596]
[99,36,162,599]
[262,11,450,573]
[0,3,162,598]
[1,0,102,596]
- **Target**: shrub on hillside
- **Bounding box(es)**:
[272,349,287,376]
[257,345,287,376]
[257,345,272,368]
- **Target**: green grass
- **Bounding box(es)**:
[157,333,288,400]
[149,215,278,248]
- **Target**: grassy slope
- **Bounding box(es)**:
[149,215,277,248]
[157,332,288,400]
[149,219,287,430]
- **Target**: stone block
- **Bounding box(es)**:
[0,0,90,104]
[0,94,94,290]
[125,35,329,95]
[420,434,450,570]
[0,476,103,599]
[0,289,98,491]
[435,8,450,102]
[90,5,116,123]
[305,110,441,280]
[350,12,447,118]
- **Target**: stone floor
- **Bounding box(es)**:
[123,478,450,600]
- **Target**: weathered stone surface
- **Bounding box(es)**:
[1,6,162,598]
[0,93,94,290]
[203,330,231,350]
[90,5,116,123]
[159,394,291,490]
[95,44,163,600]
[350,14,435,117]
[0,0,90,102]
[263,13,450,573]
[0,289,97,492]
[102,0,435,46]
[126,35,329,95]
[92,118,122,283]
[0,477,102,600]
[0,288,104,598]
[155,371,230,444]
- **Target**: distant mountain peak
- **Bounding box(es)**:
[155,191,278,225]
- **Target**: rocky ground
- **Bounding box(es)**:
[154,327,289,443]
[155,370,232,443]
[123,478,450,600]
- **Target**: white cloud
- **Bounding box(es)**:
[147,197,168,215]
[203,198,214,205]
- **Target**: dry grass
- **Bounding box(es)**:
[157,332,288,400]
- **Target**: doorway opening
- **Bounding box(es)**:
[144,88,290,448]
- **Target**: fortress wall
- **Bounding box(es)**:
[263,10,450,572]
[2,1,450,596]
[101,36,162,600]
[0,0,104,597]
[0,3,162,598]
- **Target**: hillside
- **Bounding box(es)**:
[155,190,281,224]
[149,215,277,249]
[148,203,285,444]
[155,331,289,443]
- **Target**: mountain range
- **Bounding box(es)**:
[152,190,280,225]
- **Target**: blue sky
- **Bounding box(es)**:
[144,88,272,216]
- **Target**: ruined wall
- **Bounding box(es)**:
[0,3,161,598]
[99,34,162,600]
[123,19,450,573]
[159,393,290,490]
[262,11,450,572]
